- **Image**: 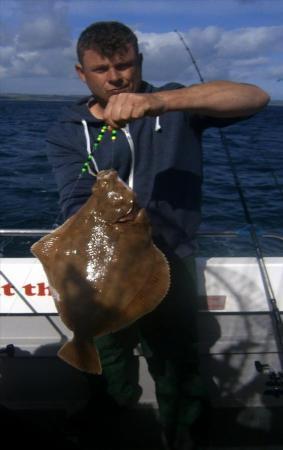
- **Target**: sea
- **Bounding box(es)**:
[0,97,282,257]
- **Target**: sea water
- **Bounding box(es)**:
[0,98,282,257]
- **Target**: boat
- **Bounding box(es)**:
[0,229,282,449]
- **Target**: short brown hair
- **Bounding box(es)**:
[77,21,139,64]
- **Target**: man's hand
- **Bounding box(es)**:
[103,92,166,129]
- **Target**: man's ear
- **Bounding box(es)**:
[75,63,86,83]
[138,53,143,67]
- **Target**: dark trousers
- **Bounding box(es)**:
[95,253,207,429]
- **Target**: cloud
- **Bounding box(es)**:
[0,1,75,80]
[16,16,71,51]
[0,1,282,95]
[5,1,71,51]
[50,0,283,20]
[0,65,8,78]
[215,26,283,57]
[138,29,223,82]
[138,26,282,84]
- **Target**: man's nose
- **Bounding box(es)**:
[107,68,123,85]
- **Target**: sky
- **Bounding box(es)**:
[0,0,282,99]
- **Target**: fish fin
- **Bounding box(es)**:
[58,337,102,375]
[123,248,170,323]
[141,247,170,308]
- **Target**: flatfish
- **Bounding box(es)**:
[31,170,170,374]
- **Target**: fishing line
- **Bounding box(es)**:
[4,124,118,314]
[1,121,123,346]
[52,172,85,227]
[1,144,88,324]
[247,131,283,202]
[0,236,13,257]
[0,175,90,346]
[0,270,67,341]
[175,30,283,367]
[212,115,283,203]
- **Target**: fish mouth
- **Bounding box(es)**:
[117,204,139,222]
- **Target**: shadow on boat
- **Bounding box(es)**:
[1,339,283,449]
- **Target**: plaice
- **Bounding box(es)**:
[31,170,170,374]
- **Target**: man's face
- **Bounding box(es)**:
[76,44,142,106]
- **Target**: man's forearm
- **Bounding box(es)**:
[156,80,270,118]
[102,80,270,128]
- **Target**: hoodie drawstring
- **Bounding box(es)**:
[81,117,162,190]
[81,119,135,189]
[155,116,162,132]
[121,124,135,190]
[82,119,99,174]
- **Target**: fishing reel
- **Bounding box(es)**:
[255,360,283,397]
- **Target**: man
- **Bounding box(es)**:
[46,21,269,450]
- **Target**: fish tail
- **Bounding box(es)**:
[58,337,102,375]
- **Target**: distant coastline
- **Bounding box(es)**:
[269,100,283,106]
[1,93,283,106]
[0,93,83,102]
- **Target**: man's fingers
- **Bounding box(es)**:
[105,118,127,129]
[103,92,156,128]
[103,94,136,128]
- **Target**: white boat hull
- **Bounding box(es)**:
[1,257,283,411]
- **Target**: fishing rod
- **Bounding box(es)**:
[175,30,283,379]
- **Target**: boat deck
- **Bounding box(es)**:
[1,248,283,448]
[2,400,283,449]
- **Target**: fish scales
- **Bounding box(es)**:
[31,170,170,374]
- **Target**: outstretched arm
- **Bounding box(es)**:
[103,80,270,128]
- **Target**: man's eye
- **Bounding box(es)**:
[92,68,107,73]
[116,63,132,71]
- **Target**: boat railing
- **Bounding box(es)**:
[0,228,283,241]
